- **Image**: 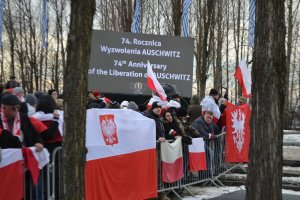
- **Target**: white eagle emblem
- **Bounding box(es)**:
[231,109,245,153]
[100,115,118,145]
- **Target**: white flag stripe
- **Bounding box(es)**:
[160,137,183,163]
[0,149,23,168]
[240,59,252,95]
[28,147,50,169]
[188,138,205,153]
[147,61,167,101]
[86,109,156,161]
[201,96,221,119]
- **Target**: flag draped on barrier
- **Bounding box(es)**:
[234,59,252,98]
[161,137,184,183]
[182,0,192,37]
[225,102,251,162]
[42,0,47,48]
[249,0,255,47]
[131,0,141,33]
[85,109,157,200]
[0,148,49,199]
[189,138,207,171]
[147,61,167,101]
[0,149,24,200]
[0,0,4,48]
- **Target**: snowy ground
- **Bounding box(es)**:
[284,134,300,144]
[220,173,300,185]
[182,186,300,200]
[180,133,300,199]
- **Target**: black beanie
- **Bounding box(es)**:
[1,94,21,106]
[151,101,161,110]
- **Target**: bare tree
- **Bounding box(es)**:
[246,0,286,199]
[61,0,95,199]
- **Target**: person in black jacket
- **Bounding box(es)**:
[143,101,166,141]
[162,109,182,140]
[192,111,220,140]
[0,94,43,151]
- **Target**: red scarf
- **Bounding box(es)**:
[1,107,21,140]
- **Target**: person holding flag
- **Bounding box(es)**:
[200,89,221,124]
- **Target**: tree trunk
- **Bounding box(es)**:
[61,0,95,199]
[246,0,286,200]
[199,0,215,100]
[171,0,182,36]
[283,0,293,129]
[214,0,222,93]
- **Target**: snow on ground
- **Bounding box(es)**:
[284,134,300,144]
[182,186,245,200]
[220,173,300,185]
[182,186,300,199]
[283,166,300,173]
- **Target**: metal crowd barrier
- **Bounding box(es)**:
[22,133,246,200]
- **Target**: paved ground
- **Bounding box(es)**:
[208,190,300,200]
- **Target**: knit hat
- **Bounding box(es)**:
[92,90,101,98]
[120,101,129,109]
[1,94,21,106]
[25,94,38,106]
[127,101,139,111]
[13,87,24,95]
[151,101,162,110]
[209,89,219,96]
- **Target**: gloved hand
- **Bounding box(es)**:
[169,129,177,136]
[182,135,192,145]
[209,133,215,140]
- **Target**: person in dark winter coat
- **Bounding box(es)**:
[187,94,202,124]
[32,94,62,154]
[162,110,182,140]
[192,111,220,140]
[143,101,166,141]
[0,94,44,150]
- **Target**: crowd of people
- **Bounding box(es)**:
[0,76,249,200]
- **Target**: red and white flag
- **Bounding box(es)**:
[22,147,50,185]
[85,109,157,200]
[161,137,184,183]
[201,96,221,123]
[0,149,24,200]
[225,102,251,162]
[0,147,49,199]
[147,61,167,101]
[234,59,252,98]
[188,138,207,171]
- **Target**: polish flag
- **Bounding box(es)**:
[225,102,251,162]
[147,61,167,101]
[22,147,50,185]
[85,109,157,200]
[188,138,207,171]
[201,96,221,123]
[161,137,184,183]
[234,59,252,98]
[0,149,24,200]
